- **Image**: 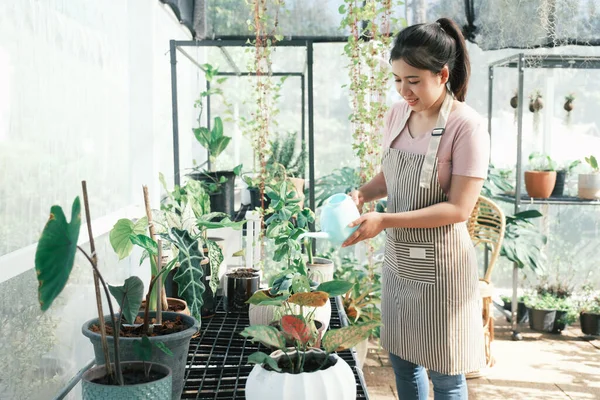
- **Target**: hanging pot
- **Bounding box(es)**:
[564,99,574,112]
[510,94,518,109]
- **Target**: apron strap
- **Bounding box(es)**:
[419,90,454,189]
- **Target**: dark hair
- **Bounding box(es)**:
[390,18,470,102]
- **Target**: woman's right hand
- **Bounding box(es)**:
[349,189,364,212]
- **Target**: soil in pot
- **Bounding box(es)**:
[266,350,336,373]
[91,365,167,386]
[140,298,188,314]
[90,315,189,337]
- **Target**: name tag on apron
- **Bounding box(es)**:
[409,247,427,259]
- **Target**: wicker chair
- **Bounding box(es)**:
[466,196,505,379]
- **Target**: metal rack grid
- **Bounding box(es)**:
[181,297,370,399]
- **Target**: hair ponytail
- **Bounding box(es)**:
[390,17,471,102]
[436,18,470,101]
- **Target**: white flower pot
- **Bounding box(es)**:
[307,257,335,284]
[578,173,600,200]
[245,349,356,400]
[249,293,332,332]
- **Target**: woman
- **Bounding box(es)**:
[342,18,489,399]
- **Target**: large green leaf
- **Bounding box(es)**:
[193,127,211,149]
[109,217,148,260]
[129,234,158,256]
[245,290,289,306]
[247,351,281,372]
[35,197,82,311]
[316,280,354,297]
[240,325,286,350]
[108,276,145,324]
[211,137,231,159]
[206,240,223,296]
[322,320,381,353]
[288,291,329,307]
[170,228,205,320]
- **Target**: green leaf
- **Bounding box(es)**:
[108,276,145,324]
[212,116,224,139]
[193,127,211,149]
[130,234,158,255]
[291,274,311,294]
[155,341,173,356]
[338,4,346,14]
[132,335,152,362]
[316,280,354,297]
[322,320,381,353]
[240,325,286,349]
[233,164,243,176]
[170,228,205,320]
[109,217,148,260]
[206,240,223,296]
[246,290,289,306]
[35,197,82,311]
[247,351,281,372]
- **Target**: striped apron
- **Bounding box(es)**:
[380,91,486,375]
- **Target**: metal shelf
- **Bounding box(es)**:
[495,193,600,206]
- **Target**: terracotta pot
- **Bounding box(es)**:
[524,171,556,199]
[140,297,190,316]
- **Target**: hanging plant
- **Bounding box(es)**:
[340,0,397,271]
[529,90,543,136]
[510,91,518,124]
[564,93,575,126]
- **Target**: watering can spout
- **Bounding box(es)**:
[298,232,331,241]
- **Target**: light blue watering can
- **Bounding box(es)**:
[299,193,360,246]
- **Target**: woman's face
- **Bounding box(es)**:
[391,59,448,113]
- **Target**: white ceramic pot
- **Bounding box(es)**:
[245,349,356,400]
[307,257,334,284]
[354,338,369,369]
[578,173,600,200]
[249,291,332,332]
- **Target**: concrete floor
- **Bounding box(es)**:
[362,311,600,400]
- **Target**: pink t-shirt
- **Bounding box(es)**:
[382,101,490,194]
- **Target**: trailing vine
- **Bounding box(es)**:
[340,0,399,270]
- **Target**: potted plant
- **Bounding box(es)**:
[267,132,307,206]
[564,93,575,125]
[578,155,600,200]
[552,160,581,197]
[579,284,600,337]
[241,300,380,400]
[34,186,179,399]
[529,90,544,134]
[525,152,557,199]
[526,283,577,334]
[500,294,529,324]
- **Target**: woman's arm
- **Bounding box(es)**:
[382,175,483,229]
[342,175,482,247]
[351,171,387,210]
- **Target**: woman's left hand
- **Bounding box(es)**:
[342,212,386,247]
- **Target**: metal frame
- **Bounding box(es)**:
[169,39,317,213]
[488,53,600,340]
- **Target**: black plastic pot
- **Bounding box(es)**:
[529,308,567,334]
[503,301,529,324]
[551,170,567,197]
[188,170,237,218]
[224,268,260,312]
[580,312,600,336]
[248,187,271,210]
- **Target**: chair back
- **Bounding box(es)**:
[467,196,506,283]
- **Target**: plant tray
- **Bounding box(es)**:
[181,296,369,399]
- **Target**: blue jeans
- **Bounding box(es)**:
[389,353,468,400]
